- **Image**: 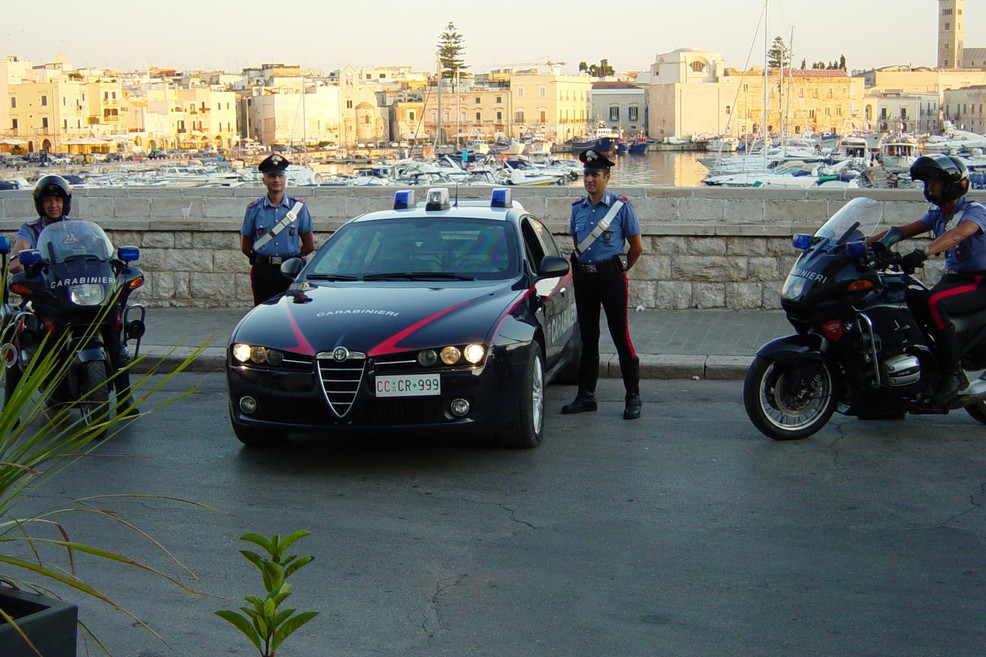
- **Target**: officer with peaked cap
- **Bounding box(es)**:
[241,153,316,305]
[562,148,645,420]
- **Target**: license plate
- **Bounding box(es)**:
[375,373,441,397]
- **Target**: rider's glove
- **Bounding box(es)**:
[900,248,927,272]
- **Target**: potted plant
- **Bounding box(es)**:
[0,235,208,656]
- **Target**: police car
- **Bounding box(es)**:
[226,187,581,448]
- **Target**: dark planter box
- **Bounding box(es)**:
[0,588,78,657]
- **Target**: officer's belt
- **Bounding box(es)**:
[576,200,624,255]
[252,200,304,252]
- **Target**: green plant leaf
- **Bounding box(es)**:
[215,610,263,652]
[270,611,320,653]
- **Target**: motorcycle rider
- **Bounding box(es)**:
[874,154,986,406]
[10,175,73,273]
[7,175,139,415]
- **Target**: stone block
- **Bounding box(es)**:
[676,196,724,223]
[687,236,727,256]
[693,283,726,309]
[139,232,176,248]
[656,281,692,309]
[190,273,235,300]
[673,255,739,282]
[726,236,767,256]
[725,282,767,309]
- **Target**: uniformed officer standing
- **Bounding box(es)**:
[241,154,315,305]
[562,149,645,420]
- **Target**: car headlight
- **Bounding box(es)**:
[232,343,284,366]
[463,344,485,364]
[416,344,487,367]
[69,283,106,306]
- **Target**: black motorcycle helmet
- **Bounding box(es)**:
[909,154,969,205]
[32,174,72,218]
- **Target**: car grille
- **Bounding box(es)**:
[316,352,367,418]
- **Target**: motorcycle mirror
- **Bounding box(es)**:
[18,249,42,268]
[846,241,867,259]
[0,235,9,255]
[117,245,140,263]
[280,257,305,280]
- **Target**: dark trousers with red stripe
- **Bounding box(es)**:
[573,267,637,396]
[924,272,986,366]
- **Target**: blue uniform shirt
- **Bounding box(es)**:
[919,197,986,272]
[241,195,313,258]
[16,216,70,249]
[568,191,641,264]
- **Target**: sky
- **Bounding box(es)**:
[3,0,985,76]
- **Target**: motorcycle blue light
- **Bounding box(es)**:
[846,241,867,258]
[0,235,9,255]
[393,190,415,210]
[792,233,812,250]
[491,188,511,208]
[118,245,140,262]
[19,249,41,267]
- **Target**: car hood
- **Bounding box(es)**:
[230,280,531,357]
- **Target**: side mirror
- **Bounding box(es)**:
[537,255,570,279]
[117,245,140,263]
[280,256,305,280]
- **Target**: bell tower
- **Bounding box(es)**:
[938,0,965,69]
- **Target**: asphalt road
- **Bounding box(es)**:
[17,374,986,657]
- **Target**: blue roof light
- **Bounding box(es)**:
[393,190,415,210]
[491,188,511,208]
[792,233,812,250]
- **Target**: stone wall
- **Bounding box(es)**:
[0,185,963,310]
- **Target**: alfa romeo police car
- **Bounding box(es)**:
[226,187,581,448]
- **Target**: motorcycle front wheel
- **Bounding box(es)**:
[78,360,111,430]
[743,355,839,440]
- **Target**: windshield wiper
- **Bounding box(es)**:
[305,273,359,281]
[362,271,476,281]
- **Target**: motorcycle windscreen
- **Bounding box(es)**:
[37,220,114,264]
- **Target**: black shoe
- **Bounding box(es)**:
[562,398,597,414]
[623,393,641,420]
[931,370,967,407]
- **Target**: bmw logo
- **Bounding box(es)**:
[332,347,350,362]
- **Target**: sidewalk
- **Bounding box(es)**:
[135,307,792,380]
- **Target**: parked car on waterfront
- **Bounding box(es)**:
[226,187,580,449]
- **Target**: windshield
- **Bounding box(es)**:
[36,220,114,264]
[306,216,519,281]
[814,197,886,243]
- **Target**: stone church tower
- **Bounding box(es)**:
[938,0,964,69]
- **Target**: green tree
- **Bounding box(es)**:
[839,54,847,70]
[767,36,790,69]
[582,59,615,78]
[436,22,468,83]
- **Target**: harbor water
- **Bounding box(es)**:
[604,150,708,188]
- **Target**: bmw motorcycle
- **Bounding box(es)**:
[0,220,146,427]
[744,196,986,440]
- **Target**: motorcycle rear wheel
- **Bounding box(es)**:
[744,355,838,440]
[79,360,111,431]
[964,400,986,424]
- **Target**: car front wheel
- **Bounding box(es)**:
[496,343,545,449]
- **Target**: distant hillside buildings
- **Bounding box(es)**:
[1,1,985,156]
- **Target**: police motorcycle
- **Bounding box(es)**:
[744,196,986,440]
[0,221,146,427]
